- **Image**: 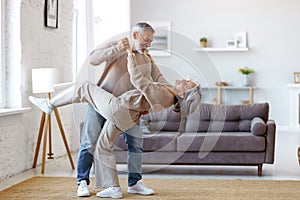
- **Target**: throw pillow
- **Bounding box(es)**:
[251,117,266,136]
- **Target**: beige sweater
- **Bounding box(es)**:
[126,53,175,112]
[111,52,202,131]
[89,41,170,96]
[107,52,176,131]
[88,41,172,130]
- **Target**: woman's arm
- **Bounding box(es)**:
[147,54,172,87]
[127,52,175,111]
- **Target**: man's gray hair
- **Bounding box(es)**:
[132,22,155,34]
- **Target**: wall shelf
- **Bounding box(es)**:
[193,47,249,52]
[202,86,255,104]
[203,86,255,90]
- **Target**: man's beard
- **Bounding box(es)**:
[135,41,146,54]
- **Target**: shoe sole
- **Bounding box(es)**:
[28,96,52,115]
[96,193,122,199]
[127,190,153,195]
[77,192,90,197]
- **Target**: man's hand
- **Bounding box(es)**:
[117,37,130,52]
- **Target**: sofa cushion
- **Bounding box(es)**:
[140,106,182,132]
[185,103,269,132]
[143,132,180,152]
[114,132,180,152]
[251,117,266,136]
[177,132,266,152]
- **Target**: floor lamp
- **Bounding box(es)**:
[31,68,75,174]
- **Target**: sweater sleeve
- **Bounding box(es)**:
[127,53,150,89]
[148,54,172,87]
[88,41,123,66]
[127,53,174,111]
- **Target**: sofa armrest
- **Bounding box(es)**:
[265,119,276,164]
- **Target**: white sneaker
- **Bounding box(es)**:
[128,180,154,195]
[139,120,150,134]
[28,96,54,115]
[77,180,90,197]
[141,125,151,134]
[96,187,122,199]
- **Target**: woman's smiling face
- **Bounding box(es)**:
[174,79,196,97]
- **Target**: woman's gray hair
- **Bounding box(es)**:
[132,22,155,34]
[177,84,202,117]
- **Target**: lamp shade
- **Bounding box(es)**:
[32,68,58,93]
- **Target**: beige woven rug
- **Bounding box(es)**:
[0,176,299,199]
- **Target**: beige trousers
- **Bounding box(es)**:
[50,81,140,188]
[94,121,122,188]
[50,81,138,131]
[51,81,115,122]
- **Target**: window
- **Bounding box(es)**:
[0,0,4,108]
[92,0,130,48]
[0,0,21,109]
[73,0,130,83]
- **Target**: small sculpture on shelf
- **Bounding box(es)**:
[240,100,250,105]
[211,98,218,104]
[215,81,229,86]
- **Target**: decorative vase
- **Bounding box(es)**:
[242,74,250,86]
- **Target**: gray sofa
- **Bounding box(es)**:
[113,103,276,176]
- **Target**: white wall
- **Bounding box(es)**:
[0,0,78,180]
[131,0,300,126]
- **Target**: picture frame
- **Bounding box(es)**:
[294,72,300,84]
[226,40,236,48]
[234,32,247,48]
[45,0,58,28]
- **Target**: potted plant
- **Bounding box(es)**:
[200,37,207,48]
[238,66,255,75]
[238,66,255,86]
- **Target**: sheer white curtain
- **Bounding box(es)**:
[2,0,21,108]
[92,0,130,47]
[73,0,130,83]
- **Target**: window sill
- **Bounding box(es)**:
[0,107,31,117]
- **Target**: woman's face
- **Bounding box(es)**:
[175,79,196,96]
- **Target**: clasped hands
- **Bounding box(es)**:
[117,37,133,54]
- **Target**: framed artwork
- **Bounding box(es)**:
[146,21,171,57]
[235,32,247,48]
[294,72,300,84]
[45,0,58,28]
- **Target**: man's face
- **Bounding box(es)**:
[133,30,154,52]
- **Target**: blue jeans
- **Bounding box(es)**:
[77,104,143,187]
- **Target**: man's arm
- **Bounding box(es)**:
[89,38,129,66]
